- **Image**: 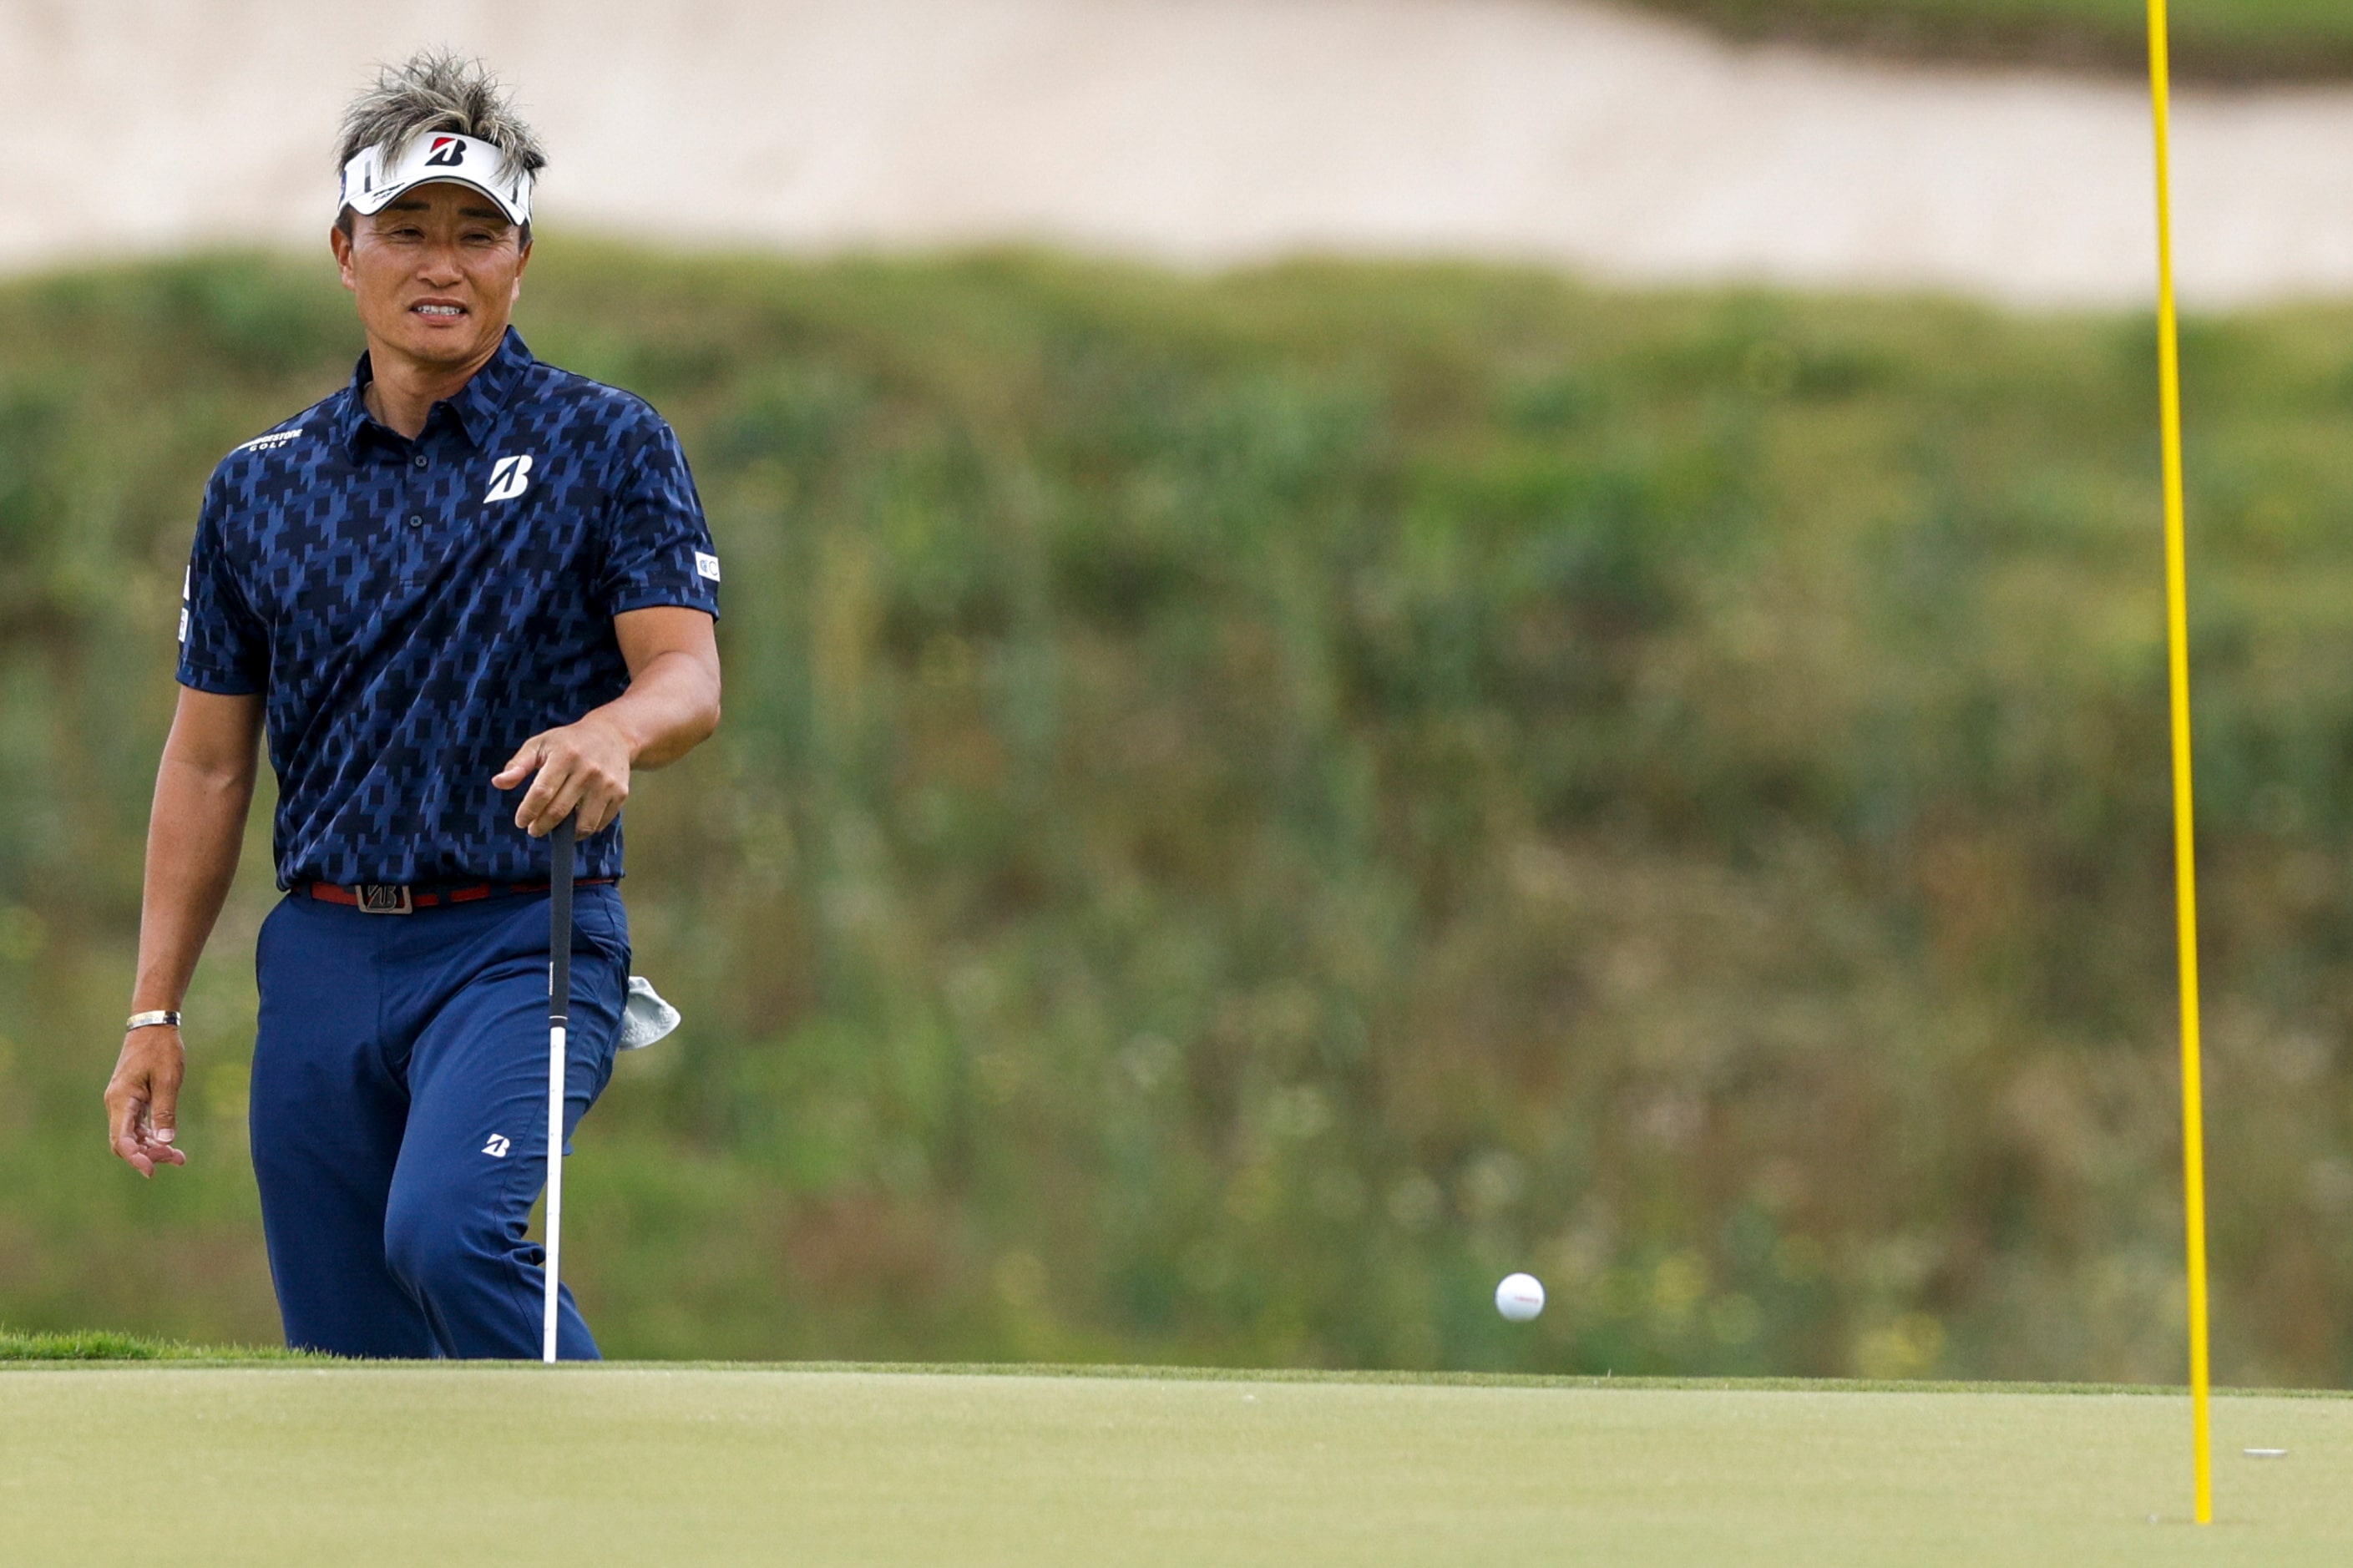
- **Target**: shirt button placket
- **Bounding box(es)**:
[400,444,430,587]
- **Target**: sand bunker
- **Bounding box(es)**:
[6,0,2352,305]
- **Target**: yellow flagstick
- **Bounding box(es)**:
[2145,0,2213,1528]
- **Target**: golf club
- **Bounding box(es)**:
[542,810,577,1363]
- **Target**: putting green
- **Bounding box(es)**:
[3,1366,2349,1565]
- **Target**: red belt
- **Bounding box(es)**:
[302,878,614,915]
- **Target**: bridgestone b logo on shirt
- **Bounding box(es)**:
[483,454,534,503]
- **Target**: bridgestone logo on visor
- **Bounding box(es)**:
[339,132,533,225]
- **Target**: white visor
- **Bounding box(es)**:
[339,132,533,227]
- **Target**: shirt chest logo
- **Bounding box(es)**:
[483,453,535,503]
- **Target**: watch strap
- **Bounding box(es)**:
[125,1010,182,1031]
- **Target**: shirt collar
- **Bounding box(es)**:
[337,327,537,459]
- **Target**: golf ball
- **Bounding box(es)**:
[1495,1272,1545,1322]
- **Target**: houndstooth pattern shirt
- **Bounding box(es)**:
[177,328,721,888]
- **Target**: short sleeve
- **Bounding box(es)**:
[599,417,721,620]
[175,473,268,695]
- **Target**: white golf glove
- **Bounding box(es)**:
[620,975,682,1050]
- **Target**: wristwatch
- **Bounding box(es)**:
[124,1010,182,1031]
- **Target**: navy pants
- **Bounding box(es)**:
[250,885,629,1358]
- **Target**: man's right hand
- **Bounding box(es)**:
[105,1026,189,1178]
[113,687,261,1181]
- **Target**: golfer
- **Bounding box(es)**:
[100,52,722,1359]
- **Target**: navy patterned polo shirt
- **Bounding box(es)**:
[176,327,721,889]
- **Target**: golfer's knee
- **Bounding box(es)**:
[382,1191,487,1297]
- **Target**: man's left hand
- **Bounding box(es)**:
[495,714,633,837]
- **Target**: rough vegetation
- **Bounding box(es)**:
[0,1328,298,1361]
[4,248,2353,1385]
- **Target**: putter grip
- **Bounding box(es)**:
[549,813,576,1016]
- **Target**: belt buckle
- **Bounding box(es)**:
[357,884,414,915]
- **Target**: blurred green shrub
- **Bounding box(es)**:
[3,247,2352,1385]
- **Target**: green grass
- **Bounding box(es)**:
[1628,0,2353,80]
[3,1366,2348,1565]
[0,1327,303,1363]
[0,1335,2243,1393]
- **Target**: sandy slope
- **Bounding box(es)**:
[5,0,2353,305]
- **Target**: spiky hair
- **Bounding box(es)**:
[335,49,546,185]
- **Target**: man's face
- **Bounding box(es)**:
[331,180,531,370]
